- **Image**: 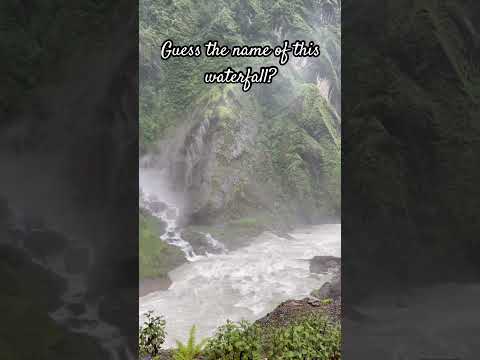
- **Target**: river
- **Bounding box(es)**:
[140,169,340,347]
[140,164,340,348]
[139,224,340,347]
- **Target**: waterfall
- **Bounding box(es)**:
[140,224,341,348]
[140,159,226,261]
[8,214,134,360]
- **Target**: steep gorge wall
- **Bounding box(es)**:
[343,0,480,300]
[140,0,341,228]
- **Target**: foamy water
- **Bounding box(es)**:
[139,224,340,348]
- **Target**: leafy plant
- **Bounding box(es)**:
[174,325,207,360]
[139,311,166,358]
[264,315,341,360]
[203,320,262,360]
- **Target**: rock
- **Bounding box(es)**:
[311,273,341,301]
[309,255,340,274]
[157,219,167,235]
[255,296,341,328]
[65,247,90,274]
[181,229,220,255]
[149,200,167,213]
[307,297,322,306]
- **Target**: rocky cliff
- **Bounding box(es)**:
[140,0,341,229]
[343,0,480,301]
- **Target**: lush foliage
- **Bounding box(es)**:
[173,325,207,360]
[203,320,262,360]
[139,0,340,147]
[264,315,341,360]
[139,210,186,280]
[1,1,133,114]
[139,0,341,224]
[139,316,341,359]
[139,311,167,358]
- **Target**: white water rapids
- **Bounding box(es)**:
[139,166,341,348]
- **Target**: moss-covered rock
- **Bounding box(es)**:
[140,0,341,230]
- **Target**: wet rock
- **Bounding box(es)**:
[180,230,224,255]
[309,255,340,274]
[307,297,322,306]
[181,230,209,255]
[65,247,90,274]
[149,200,167,213]
[311,273,341,301]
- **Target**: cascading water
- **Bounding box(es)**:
[139,221,340,348]
[139,160,340,348]
[140,166,199,260]
[8,215,134,360]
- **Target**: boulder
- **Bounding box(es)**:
[311,273,341,301]
[149,200,167,213]
[180,229,223,255]
[309,255,340,274]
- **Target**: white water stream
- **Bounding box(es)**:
[139,166,341,348]
[8,216,134,360]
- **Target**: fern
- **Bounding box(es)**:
[174,325,207,360]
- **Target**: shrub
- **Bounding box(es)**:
[264,315,341,360]
[174,325,206,360]
[203,320,262,360]
[139,311,166,358]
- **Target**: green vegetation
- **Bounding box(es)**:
[139,0,340,226]
[342,0,480,299]
[185,214,272,250]
[203,320,262,359]
[139,311,167,358]
[1,0,133,114]
[174,326,207,360]
[264,315,341,359]
[139,316,340,360]
[139,1,341,356]
[139,210,186,280]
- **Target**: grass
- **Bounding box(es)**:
[139,211,186,280]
